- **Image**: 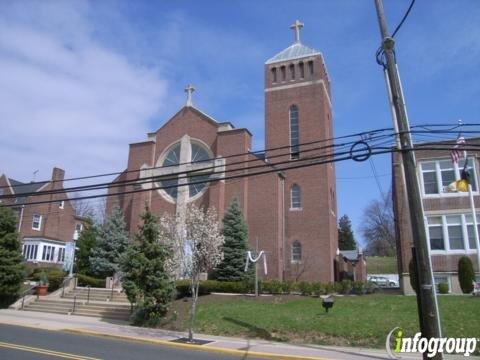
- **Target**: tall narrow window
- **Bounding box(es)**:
[308,60,314,75]
[291,184,301,209]
[271,67,277,83]
[299,62,305,78]
[289,64,295,80]
[32,214,42,231]
[280,66,286,81]
[292,241,302,262]
[289,105,299,159]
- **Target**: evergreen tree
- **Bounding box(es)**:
[0,207,25,307]
[215,199,252,281]
[338,214,356,251]
[120,207,175,326]
[458,256,475,294]
[90,205,129,279]
[76,219,98,276]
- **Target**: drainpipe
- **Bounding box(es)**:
[18,205,25,232]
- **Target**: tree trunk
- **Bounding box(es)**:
[188,273,200,342]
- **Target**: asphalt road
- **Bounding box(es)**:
[0,323,264,360]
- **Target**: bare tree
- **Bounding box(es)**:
[361,189,396,256]
[71,192,96,219]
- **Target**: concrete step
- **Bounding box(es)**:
[36,300,131,310]
[62,295,128,302]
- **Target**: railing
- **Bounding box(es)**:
[61,275,76,298]
[72,295,77,313]
[110,281,114,302]
[20,285,37,310]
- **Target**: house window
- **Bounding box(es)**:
[24,244,38,261]
[280,66,286,81]
[289,64,295,80]
[433,274,450,292]
[57,247,65,262]
[292,241,302,262]
[427,216,444,250]
[289,105,299,159]
[32,214,42,231]
[291,184,301,209]
[59,201,64,209]
[271,67,277,83]
[427,214,480,252]
[299,62,304,78]
[420,157,477,195]
[42,245,56,262]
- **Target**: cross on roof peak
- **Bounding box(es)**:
[290,20,304,43]
[185,84,195,107]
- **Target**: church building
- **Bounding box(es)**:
[107,21,341,282]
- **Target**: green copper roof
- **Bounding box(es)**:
[266,42,320,64]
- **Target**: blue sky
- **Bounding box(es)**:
[1,1,479,246]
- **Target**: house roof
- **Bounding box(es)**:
[8,178,48,205]
[340,250,361,262]
[266,42,320,64]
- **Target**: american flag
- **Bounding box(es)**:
[450,136,466,164]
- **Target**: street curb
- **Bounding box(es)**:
[64,328,331,360]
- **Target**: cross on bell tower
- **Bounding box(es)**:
[185,84,195,107]
[290,20,304,43]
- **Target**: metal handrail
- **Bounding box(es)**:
[20,285,37,310]
[72,295,77,313]
[61,276,72,297]
[110,280,114,301]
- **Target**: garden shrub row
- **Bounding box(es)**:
[30,267,66,292]
[175,279,377,298]
[77,274,106,288]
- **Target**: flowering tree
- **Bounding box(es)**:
[182,205,224,342]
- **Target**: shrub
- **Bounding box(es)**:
[339,279,352,294]
[334,282,343,294]
[438,283,449,294]
[298,281,313,296]
[458,256,475,294]
[365,281,378,294]
[31,268,66,292]
[261,280,283,294]
[281,280,294,294]
[352,281,366,295]
[311,282,326,296]
[325,282,336,294]
[77,274,106,288]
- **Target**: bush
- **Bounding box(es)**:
[438,283,449,294]
[261,280,283,294]
[298,281,313,296]
[281,280,294,294]
[77,274,106,288]
[352,281,366,295]
[311,282,326,296]
[325,283,336,294]
[31,268,66,292]
[339,279,353,294]
[365,281,378,294]
[458,256,475,294]
[175,280,251,299]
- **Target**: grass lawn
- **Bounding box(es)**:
[162,294,480,349]
[367,256,398,274]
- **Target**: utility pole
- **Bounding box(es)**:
[373,1,442,359]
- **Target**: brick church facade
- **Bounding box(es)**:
[107,21,343,282]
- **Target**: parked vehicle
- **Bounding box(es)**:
[367,276,398,288]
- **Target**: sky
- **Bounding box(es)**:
[1,0,479,246]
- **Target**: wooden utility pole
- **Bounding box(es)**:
[373,1,442,359]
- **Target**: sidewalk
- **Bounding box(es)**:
[0,309,455,360]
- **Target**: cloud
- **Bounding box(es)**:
[0,1,167,183]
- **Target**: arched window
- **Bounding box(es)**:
[289,64,295,80]
[289,105,299,159]
[291,184,301,209]
[271,67,277,83]
[292,241,302,262]
[280,66,286,81]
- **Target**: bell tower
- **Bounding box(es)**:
[264,21,338,282]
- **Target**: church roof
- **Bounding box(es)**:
[265,42,320,64]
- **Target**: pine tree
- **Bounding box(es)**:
[0,206,25,307]
[338,214,356,251]
[76,219,98,276]
[215,199,252,281]
[90,205,129,279]
[458,256,475,294]
[120,206,175,326]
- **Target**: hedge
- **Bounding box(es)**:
[30,267,66,292]
[77,274,106,288]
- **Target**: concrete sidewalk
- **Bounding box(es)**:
[0,309,449,359]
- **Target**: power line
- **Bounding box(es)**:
[391,0,416,38]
